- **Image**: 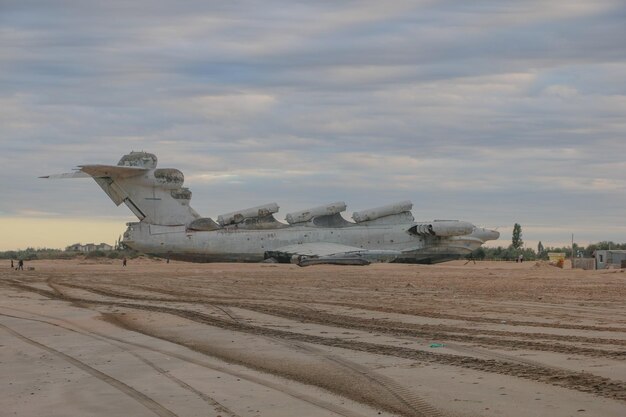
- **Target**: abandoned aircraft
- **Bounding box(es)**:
[43,151,499,266]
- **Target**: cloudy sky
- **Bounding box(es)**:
[1,0,625,250]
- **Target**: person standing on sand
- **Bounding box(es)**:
[10,259,14,269]
[122,257,127,267]
[17,259,24,270]
[464,255,476,265]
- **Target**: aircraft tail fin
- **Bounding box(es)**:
[42,152,200,226]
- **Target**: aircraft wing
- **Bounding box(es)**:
[266,242,401,266]
[40,165,148,179]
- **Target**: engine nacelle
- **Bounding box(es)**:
[117,151,157,169]
[352,200,413,223]
[153,168,184,189]
[218,203,280,226]
[286,202,347,224]
[410,221,474,237]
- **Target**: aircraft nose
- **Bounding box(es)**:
[474,228,500,242]
[484,228,500,241]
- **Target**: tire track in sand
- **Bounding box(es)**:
[216,304,444,417]
[0,308,368,417]
[73,279,626,333]
[0,321,178,417]
[105,301,626,403]
[6,280,626,403]
[50,280,626,350]
[0,310,239,417]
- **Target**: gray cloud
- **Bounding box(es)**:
[1,0,625,247]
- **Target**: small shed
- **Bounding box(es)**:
[594,250,626,269]
[548,252,565,263]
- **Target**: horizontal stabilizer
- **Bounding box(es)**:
[41,165,148,179]
[40,171,90,179]
[79,165,148,178]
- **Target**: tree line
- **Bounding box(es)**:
[471,223,625,261]
[471,241,626,261]
[0,247,139,261]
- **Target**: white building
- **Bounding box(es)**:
[66,243,113,252]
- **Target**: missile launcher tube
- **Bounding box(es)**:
[218,203,280,225]
[352,200,413,223]
[411,221,474,237]
[153,168,184,189]
[285,202,347,224]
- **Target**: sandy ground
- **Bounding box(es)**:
[1,259,625,417]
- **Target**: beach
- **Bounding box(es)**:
[1,259,624,417]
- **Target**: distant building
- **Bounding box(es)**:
[66,243,84,252]
[96,243,113,251]
[593,250,626,269]
[65,243,113,252]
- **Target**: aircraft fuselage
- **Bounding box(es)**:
[124,221,495,264]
